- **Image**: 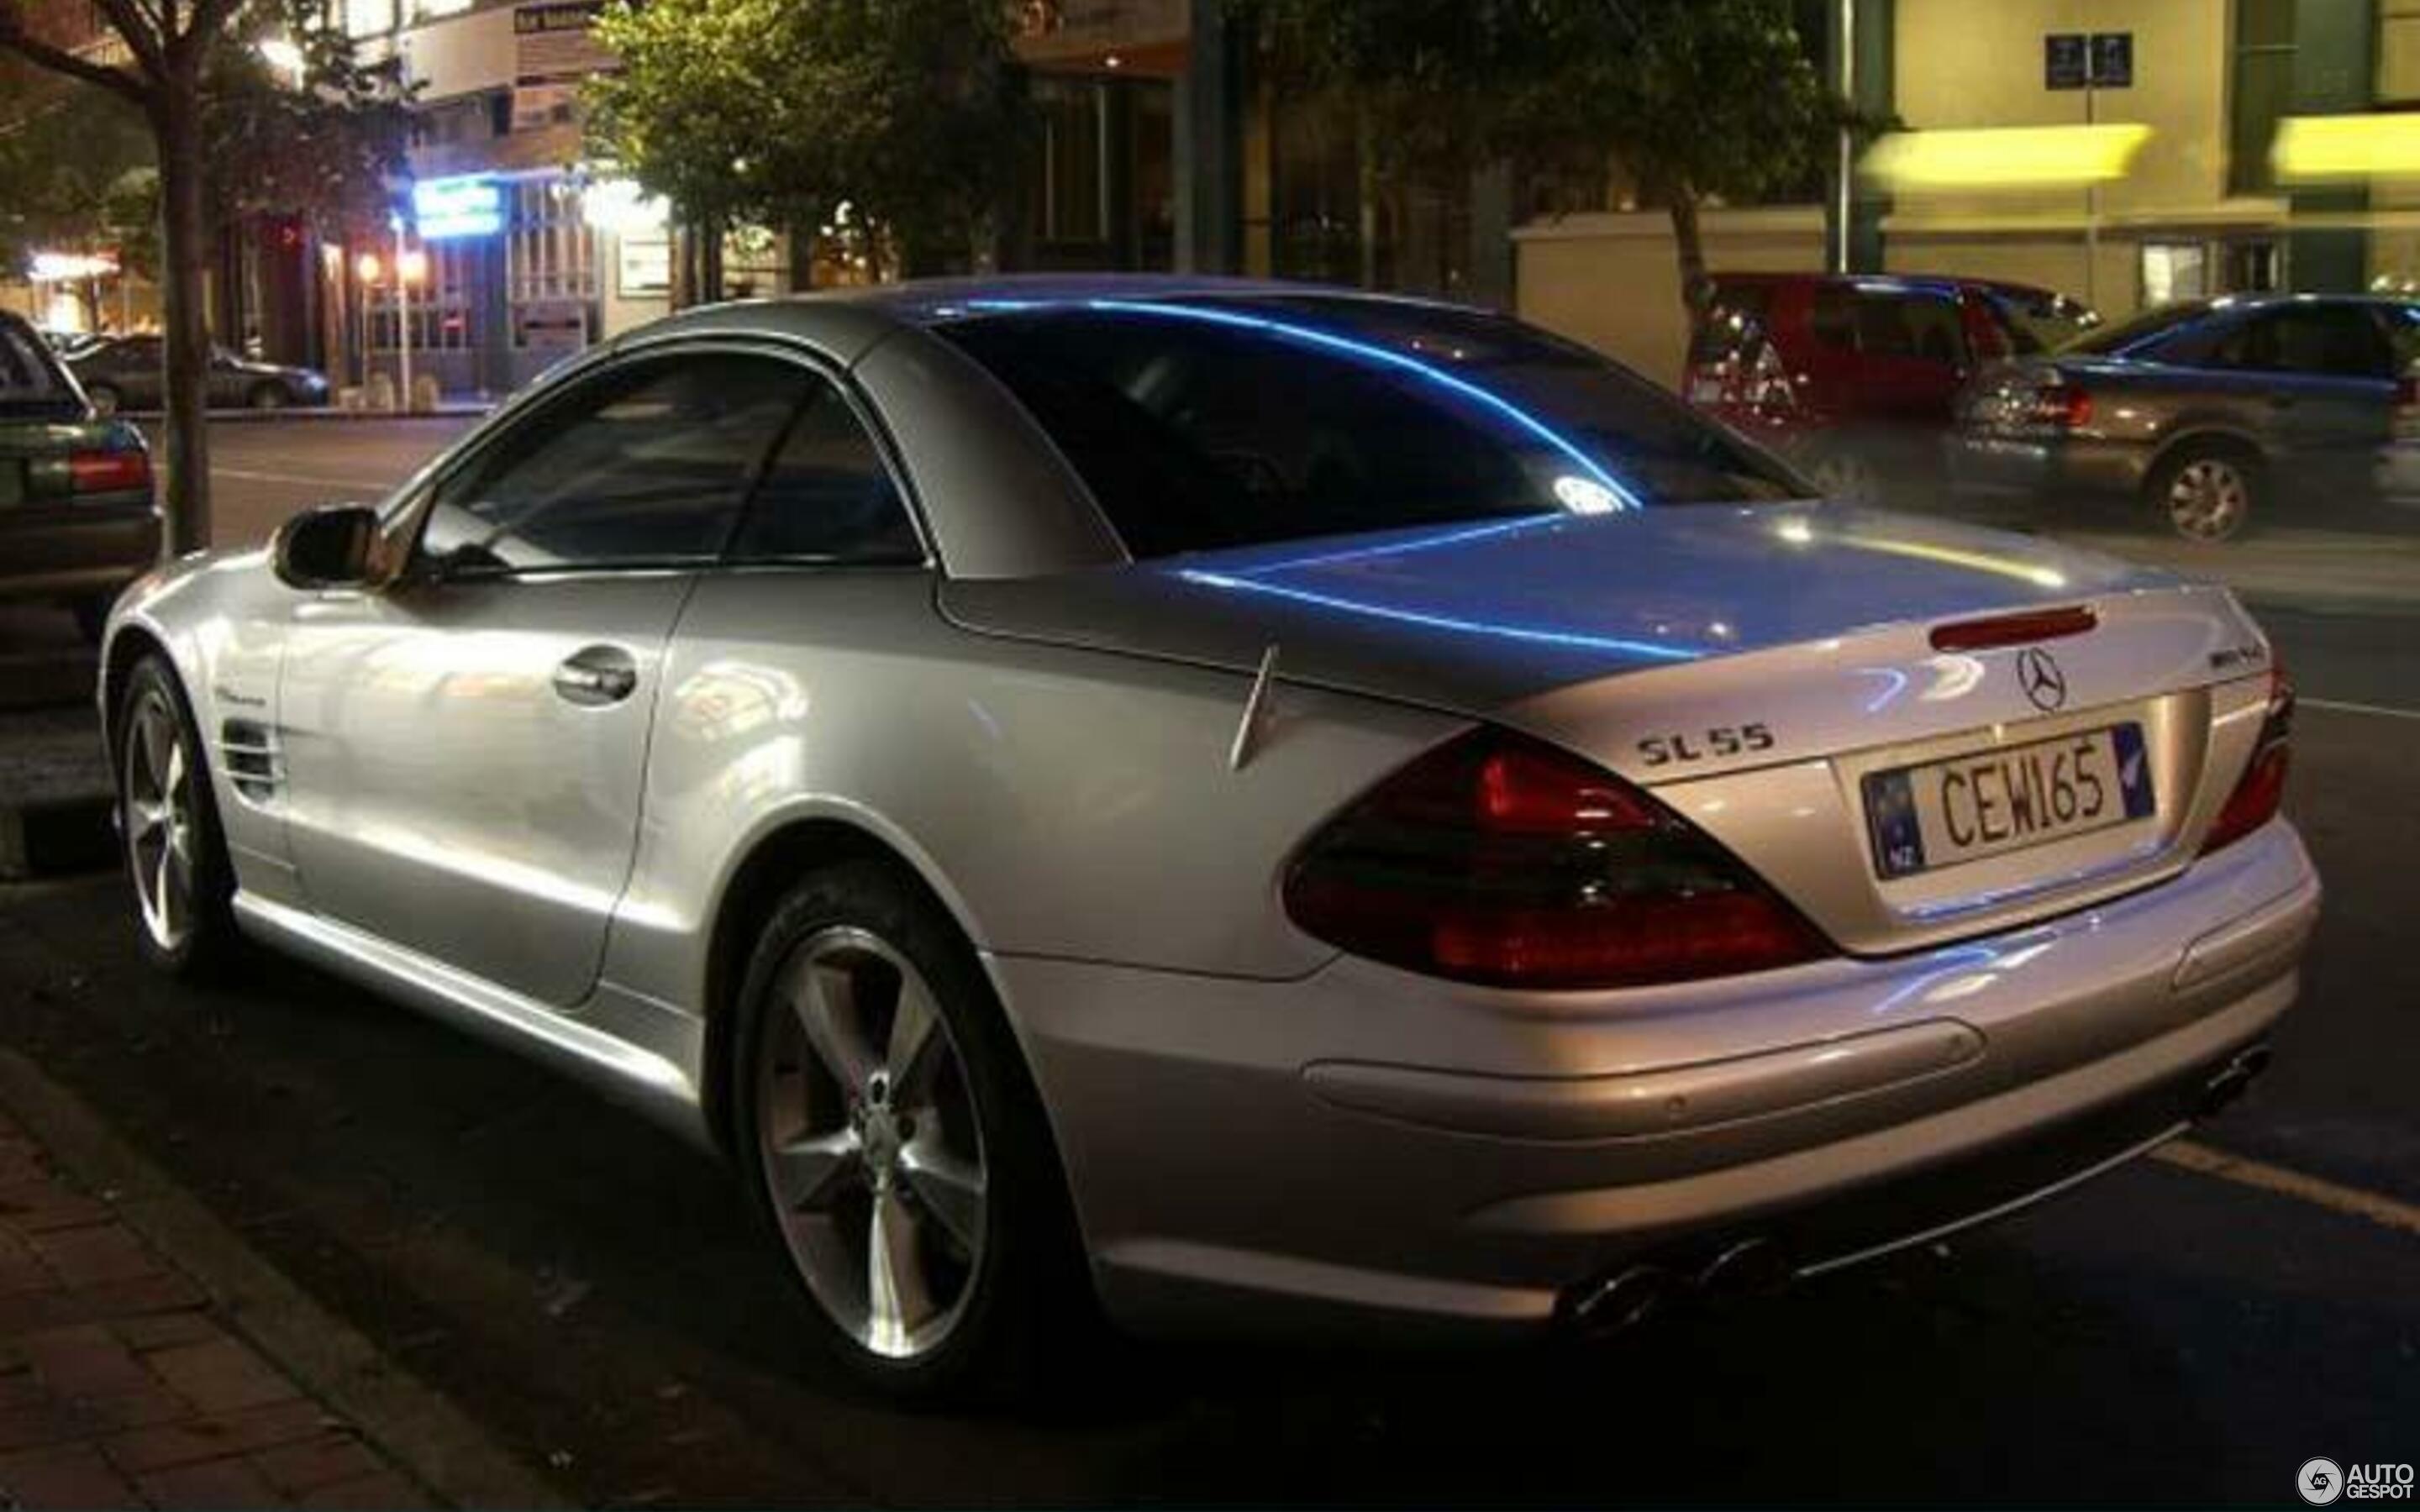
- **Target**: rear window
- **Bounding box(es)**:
[937,297,1811,559]
[0,318,78,417]
[2062,300,2212,357]
[1686,281,1776,367]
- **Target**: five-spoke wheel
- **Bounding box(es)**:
[736,863,1089,1398]
[756,926,990,1362]
[113,654,235,976]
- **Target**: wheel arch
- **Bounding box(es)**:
[694,811,1036,1163]
[100,620,176,755]
[2144,422,2270,486]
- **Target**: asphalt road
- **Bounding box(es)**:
[2,417,2414,1504]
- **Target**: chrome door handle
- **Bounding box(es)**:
[552,647,638,706]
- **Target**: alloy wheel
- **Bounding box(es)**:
[122,691,195,953]
[755,927,989,1362]
[2166,458,2249,541]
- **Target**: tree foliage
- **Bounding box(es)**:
[1237,0,1865,304]
[0,62,154,287]
[589,0,1028,283]
[0,0,412,552]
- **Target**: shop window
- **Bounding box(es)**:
[2142,242,2212,304]
[509,180,599,351]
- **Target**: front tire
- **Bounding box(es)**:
[733,861,1092,1400]
[2148,442,2261,542]
[113,654,239,978]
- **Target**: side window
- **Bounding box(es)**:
[2218,307,2391,378]
[1807,287,1855,349]
[724,383,923,564]
[1855,292,1968,367]
[418,353,808,573]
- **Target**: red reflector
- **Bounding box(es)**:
[69,449,150,496]
[2202,664,2294,855]
[1928,605,2098,653]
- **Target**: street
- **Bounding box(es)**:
[2,417,2415,1504]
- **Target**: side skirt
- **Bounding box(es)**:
[231,892,714,1147]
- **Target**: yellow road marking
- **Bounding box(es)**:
[2153,1138,2420,1237]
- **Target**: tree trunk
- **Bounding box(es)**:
[1666,188,1707,318]
[155,68,213,556]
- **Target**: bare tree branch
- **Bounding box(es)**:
[0,13,150,104]
[86,0,170,81]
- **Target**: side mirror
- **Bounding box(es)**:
[272,503,382,590]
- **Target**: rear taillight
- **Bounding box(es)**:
[69,447,150,496]
[1282,729,1833,990]
[2202,663,2293,855]
[2028,380,2093,429]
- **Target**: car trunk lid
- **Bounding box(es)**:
[942,503,2271,951]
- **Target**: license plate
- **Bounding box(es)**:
[1863,724,2155,879]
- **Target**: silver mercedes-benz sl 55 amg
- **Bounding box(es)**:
[98,276,2317,1396]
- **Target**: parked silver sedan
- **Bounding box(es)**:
[100,276,2317,1398]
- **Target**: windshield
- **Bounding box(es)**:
[937,296,1811,559]
[2061,300,2212,356]
[0,319,80,417]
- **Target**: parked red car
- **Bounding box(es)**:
[1685,273,2099,504]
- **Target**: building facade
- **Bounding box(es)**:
[1516,0,2420,384]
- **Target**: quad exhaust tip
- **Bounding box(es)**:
[1561,1237,1796,1338]
[1563,1044,2272,1338]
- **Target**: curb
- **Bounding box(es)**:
[0,1047,572,1510]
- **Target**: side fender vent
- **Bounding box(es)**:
[219,720,285,805]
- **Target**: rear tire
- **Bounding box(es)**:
[733,860,1097,1402]
[2146,441,2262,542]
[113,654,240,979]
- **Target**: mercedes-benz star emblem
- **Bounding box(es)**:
[2017,647,2069,712]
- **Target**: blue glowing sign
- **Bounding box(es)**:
[413,176,504,239]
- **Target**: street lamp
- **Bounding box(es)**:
[352,253,382,390]
[389,213,413,410]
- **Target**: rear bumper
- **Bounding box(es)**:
[997,820,2317,1341]
[1949,432,2149,501]
[0,504,160,602]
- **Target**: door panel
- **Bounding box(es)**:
[277,573,694,1006]
[2212,304,2394,497]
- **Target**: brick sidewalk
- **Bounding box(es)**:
[0,1111,432,1510]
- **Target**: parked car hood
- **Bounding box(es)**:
[939,502,2181,716]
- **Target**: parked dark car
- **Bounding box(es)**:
[1685,272,2099,504]
[0,310,158,640]
[66,333,330,415]
[1953,293,2420,541]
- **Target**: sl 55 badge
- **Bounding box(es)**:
[1638,723,1776,768]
